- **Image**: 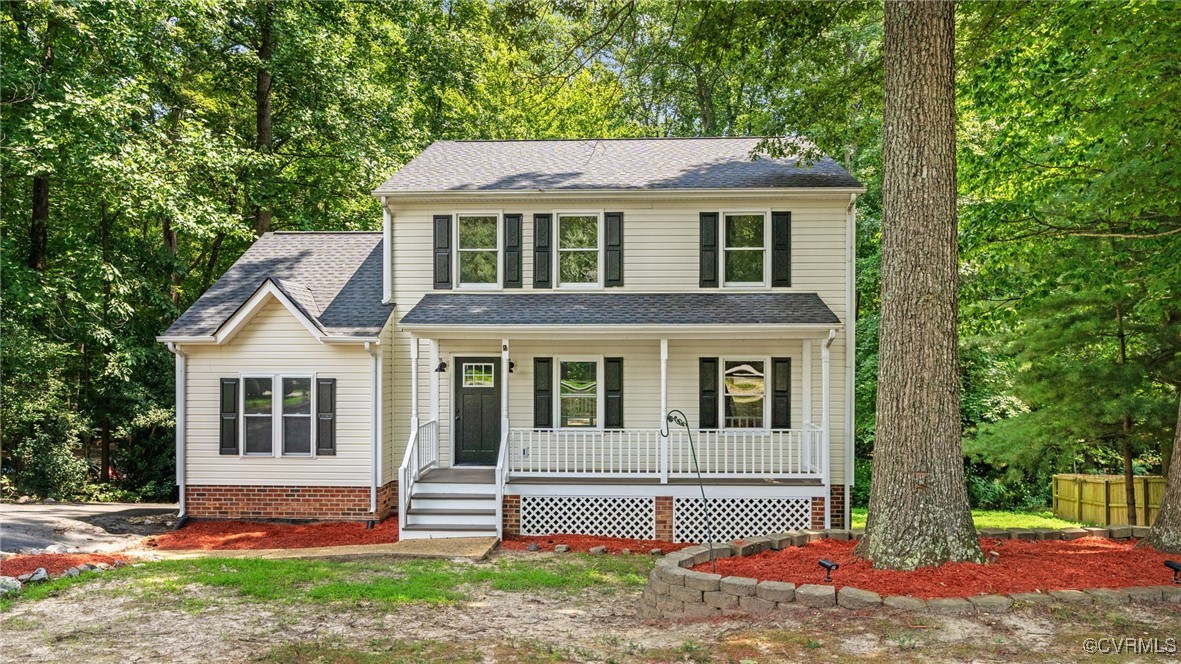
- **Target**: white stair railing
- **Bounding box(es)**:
[398,419,439,532]
[494,421,510,539]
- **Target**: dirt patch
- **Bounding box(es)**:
[146,518,398,550]
[0,553,130,577]
[694,536,1176,599]
[500,534,695,554]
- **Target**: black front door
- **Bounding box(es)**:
[454,357,501,465]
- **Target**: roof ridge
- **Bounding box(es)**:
[268,231,381,235]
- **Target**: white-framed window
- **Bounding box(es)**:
[721,358,768,429]
[242,376,275,455]
[240,374,317,457]
[462,362,496,388]
[556,357,603,428]
[556,212,602,288]
[455,212,501,288]
[281,376,313,456]
[722,211,769,286]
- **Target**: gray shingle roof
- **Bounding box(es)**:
[162,232,392,339]
[374,138,862,193]
[400,293,841,327]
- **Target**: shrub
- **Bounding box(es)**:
[12,415,89,499]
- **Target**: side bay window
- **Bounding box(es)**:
[219,375,336,457]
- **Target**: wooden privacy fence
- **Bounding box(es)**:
[1052,474,1166,526]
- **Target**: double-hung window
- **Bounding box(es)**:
[722,360,767,429]
[557,359,600,428]
[456,213,500,287]
[723,212,767,286]
[557,213,601,287]
[240,375,316,456]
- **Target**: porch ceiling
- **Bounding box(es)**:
[400,292,841,339]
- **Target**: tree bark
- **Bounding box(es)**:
[99,201,112,483]
[253,0,274,237]
[28,175,49,271]
[1142,397,1181,552]
[1115,304,1137,524]
[854,0,984,569]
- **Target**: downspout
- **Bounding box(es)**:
[165,342,187,521]
[365,341,381,521]
[822,328,837,529]
[845,192,858,530]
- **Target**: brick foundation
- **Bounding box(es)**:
[655,496,674,541]
[829,485,846,529]
[185,481,397,521]
[810,496,826,528]
[502,494,520,536]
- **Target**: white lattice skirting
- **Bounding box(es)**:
[674,497,812,543]
[520,496,656,539]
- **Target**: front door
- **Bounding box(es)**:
[454,357,502,465]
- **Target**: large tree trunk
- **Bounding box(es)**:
[854,0,984,570]
[1142,397,1181,552]
[252,0,274,237]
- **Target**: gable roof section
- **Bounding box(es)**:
[400,293,841,327]
[374,137,862,194]
[160,232,392,343]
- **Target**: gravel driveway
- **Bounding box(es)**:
[1,502,177,554]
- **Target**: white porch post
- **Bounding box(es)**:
[821,329,836,528]
[802,340,813,427]
[659,338,669,484]
[501,339,510,431]
[429,339,440,423]
[409,333,419,431]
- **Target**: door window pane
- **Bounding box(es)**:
[244,377,273,454]
[559,361,597,427]
[724,360,765,428]
[282,377,312,455]
[463,363,495,388]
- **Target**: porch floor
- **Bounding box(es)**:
[420,468,496,484]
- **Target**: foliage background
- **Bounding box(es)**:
[2,1,1177,506]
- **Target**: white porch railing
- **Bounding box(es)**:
[506,424,824,481]
[398,419,439,531]
[494,420,510,538]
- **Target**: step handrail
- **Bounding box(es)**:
[494,421,510,539]
[398,425,420,534]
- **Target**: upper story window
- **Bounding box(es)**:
[557,213,601,288]
[723,359,766,429]
[456,214,500,288]
[723,212,767,286]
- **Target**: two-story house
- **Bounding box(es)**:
[158,137,863,542]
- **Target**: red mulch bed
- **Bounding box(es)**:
[501,534,695,554]
[146,518,399,550]
[0,553,131,578]
[694,537,1175,600]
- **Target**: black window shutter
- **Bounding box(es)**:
[605,357,624,428]
[504,213,523,288]
[699,358,719,429]
[219,378,238,455]
[605,212,624,287]
[316,377,337,455]
[699,212,719,287]
[533,213,552,288]
[771,211,792,287]
[533,357,553,428]
[433,214,452,289]
[771,358,791,429]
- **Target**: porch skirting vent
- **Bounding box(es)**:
[520,496,656,540]
[673,497,812,543]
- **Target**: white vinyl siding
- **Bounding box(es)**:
[184,298,373,486]
[386,195,851,483]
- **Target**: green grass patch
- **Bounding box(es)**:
[1,552,654,611]
[849,508,1082,530]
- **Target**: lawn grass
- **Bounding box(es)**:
[0,552,653,610]
[849,508,1084,530]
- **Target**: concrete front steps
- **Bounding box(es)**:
[401,467,499,540]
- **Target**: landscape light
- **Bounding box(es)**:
[1166,560,1181,585]
[819,558,839,583]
